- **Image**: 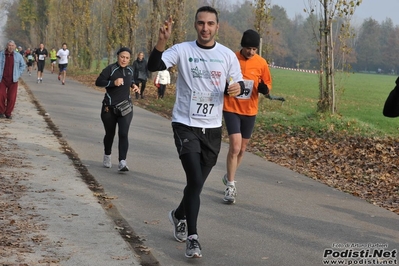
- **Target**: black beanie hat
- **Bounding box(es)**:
[240,29,260,48]
[117,47,132,55]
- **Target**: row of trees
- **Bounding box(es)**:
[3,0,396,113]
[262,5,399,75]
[4,0,201,71]
[5,0,396,73]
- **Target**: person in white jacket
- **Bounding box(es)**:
[155,69,170,99]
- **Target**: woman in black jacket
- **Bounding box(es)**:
[132,51,149,99]
[95,47,139,171]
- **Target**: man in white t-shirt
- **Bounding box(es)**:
[56,43,70,85]
[148,6,244,259]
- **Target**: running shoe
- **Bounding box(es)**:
[223,185,237,204]
[103,154,111,168]
[118,160,129,171]
[168,210,187,242]
[222,174,236,193]
[222,174,228,185]
[185,234,202,258]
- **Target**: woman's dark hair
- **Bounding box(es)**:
[117,47,132,55]
[195,6,219,23]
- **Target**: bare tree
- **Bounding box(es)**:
[306,0,362,113]
[253,0,272,58]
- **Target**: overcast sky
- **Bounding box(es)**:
[269,0,399,26]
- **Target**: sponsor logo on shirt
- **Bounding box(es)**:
[191,66,221,80]
[188,57,224,64]
[189,57,207,63]
[210,58,224,63]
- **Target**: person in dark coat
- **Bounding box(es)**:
[132,51,149,99]
[383,76,399,118]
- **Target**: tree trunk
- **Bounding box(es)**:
[318,0,336,114]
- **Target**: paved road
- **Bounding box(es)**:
[22,70,399,266]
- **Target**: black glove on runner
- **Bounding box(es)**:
[258,80,269,95]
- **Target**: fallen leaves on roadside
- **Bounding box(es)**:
[135,245,151,253]
[249,128,399,215]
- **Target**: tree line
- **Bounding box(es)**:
[3,0,397,75]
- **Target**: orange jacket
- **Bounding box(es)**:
[223,51,272,116]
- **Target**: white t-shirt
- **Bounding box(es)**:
[162,41,243,128]
[57,49,70,64]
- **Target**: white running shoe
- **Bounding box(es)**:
[118,160,129,171]
[168,210,187,242]
[103,154,111,168]
[223,185,237,204]
[222,174,236,194]
[185,234,202,258]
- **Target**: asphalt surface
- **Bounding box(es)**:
[5,69,399,266]
[0,79,141,265]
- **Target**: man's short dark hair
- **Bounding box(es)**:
[195,6,219,23]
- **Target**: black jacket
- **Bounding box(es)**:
[132,58,149,81]
[383,76,399,118]
[95,62,134,106]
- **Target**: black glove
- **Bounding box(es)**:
[224,80,245,96]
[258,80,269,95]
[223,81,229,95]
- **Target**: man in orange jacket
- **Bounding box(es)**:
[222,29,272,203]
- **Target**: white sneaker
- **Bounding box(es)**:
[222,174,236,193]
[168,210,187,242]
[118,160,129,171]
[103,154,111,168]
[223,185,237,204]
[185,234,202,258]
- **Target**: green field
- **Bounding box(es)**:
[258,69,399,137]
[75,64,399,138]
